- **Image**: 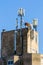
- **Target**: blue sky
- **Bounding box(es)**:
[0,0,43,53]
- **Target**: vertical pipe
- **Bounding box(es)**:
[20,16,23,55]
[14,18,18,54]
[14,31,16,54]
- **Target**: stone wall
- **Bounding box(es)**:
[16,28,28,55]
[1,30,14,57]
[32,53,40,65]
[23,53,32,65]
[14,53,40,65]
[0,53,41,65]
[14,53,32,65]
[1,28,28,57]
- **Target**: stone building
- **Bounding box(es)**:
[40,54,43,65]
[1,24,40,65]
[0,17,42,65]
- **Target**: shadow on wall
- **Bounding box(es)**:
[14,60,23,65]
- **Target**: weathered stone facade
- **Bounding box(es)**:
[1,28,40,65]
[32,53,40,65]
[1,28,28,58]
[14,53,40,65]
[1,30,14,57]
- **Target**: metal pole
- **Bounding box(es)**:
[20,16,23,55]
[14,31,16,54]
[18,8,24,55]
[14,18,18,54]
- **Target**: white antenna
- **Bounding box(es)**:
[18,8,25,16]
[33,19,38,31]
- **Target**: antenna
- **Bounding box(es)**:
[33,19,38,31]
[18,8,25,16]
[18,8,25,55]
[16,18,18,29]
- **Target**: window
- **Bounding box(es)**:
[8,60,13,65]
